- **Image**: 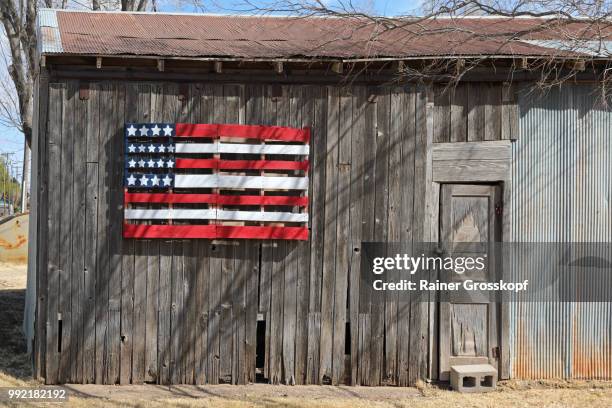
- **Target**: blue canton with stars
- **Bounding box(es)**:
[124,123,175,189]
[125,123,176,138]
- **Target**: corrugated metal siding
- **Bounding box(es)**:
[511,84,612,379]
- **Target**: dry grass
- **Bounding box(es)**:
[16,385,608,408]
[1,262,612,407]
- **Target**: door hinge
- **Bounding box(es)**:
[495,203,503,216]
[492,346,500,359]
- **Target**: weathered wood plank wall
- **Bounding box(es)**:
[432,83,517,143]
[34,80,511,385]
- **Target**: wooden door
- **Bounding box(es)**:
[439,184,502,381]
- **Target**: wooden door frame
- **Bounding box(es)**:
[426,140,513,381]
[438,183,502,381]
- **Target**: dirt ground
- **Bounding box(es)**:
[1,261,611,407]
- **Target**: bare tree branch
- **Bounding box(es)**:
[0,0,33,143]
[230,0,612,100]
[136,0,148,11]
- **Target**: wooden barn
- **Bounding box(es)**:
[25,9,612,386]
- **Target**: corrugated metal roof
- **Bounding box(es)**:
[38,9,63,54]
[522,40,612,57]
[37,9,612,60]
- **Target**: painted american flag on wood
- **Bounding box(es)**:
[123,122,310,240]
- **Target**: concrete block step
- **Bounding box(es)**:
[450,364,497,393]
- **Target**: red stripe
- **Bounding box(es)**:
[175,158,309,171]
[123,224,308,240]
[123,224,217,239]
[218,195,308,206]
[125,192,217,204]
[173,123,310,141]
[218,124,310,142]
[218,160,309,170]
[125,192,308,206]
[217,226,309,240]
[175,158,217,169]
[175,123,217,138]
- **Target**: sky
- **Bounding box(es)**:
[0,0,423,177]
[157,0,422,17]
[0,124,25,179]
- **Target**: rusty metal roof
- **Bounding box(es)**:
[38,9,612,60]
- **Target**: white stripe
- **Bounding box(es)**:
[174,174,309,190]
[174,142,309,155]
[175,175,257,189]
[218,143,309,155]
[216,210,308,223]
[174,143,217,154]
[125,209,217,220]
[124,208,307,222]
[260,176,309,189]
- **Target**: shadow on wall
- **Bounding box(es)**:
[40,81,430,386]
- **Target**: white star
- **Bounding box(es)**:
[167,144,175,153]
[147,159,155,168]
[166,159,174,168]
[138,144,146,153]
[150,175,160,186]
[127,125,137,136]
[162,125,173,136]
[128,144,136,153]
[151,124,161,136]
[126,174,136,186]
[148,144,156,153]
[158,144,166,153]
[139,125,149,136]
[157,159,165,168]
[139,174,149,186]
[128,159,136,168]
[162,175,172,186]
[138,159,146,168]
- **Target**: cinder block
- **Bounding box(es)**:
[450,364,497,393]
